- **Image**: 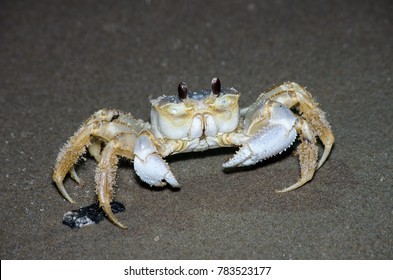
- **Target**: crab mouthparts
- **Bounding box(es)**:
[189,113,217,139]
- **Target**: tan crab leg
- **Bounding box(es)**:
[53,109,121,202]
[95,133,137,229]
[68,139,101,185]
[289,87,333,169]
[70,166,84,185]
[53,123,98,203]
[53,109,140,203]
[277,119,318,193]
[95,141,122,228]
[268,82,335,169]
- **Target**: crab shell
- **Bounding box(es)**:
[150,87,241,151]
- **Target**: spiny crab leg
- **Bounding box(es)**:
[53,123,98,203]
[317,136,333,169]
[224,82,334,193]
[267,82,335,169]
[53,109,145,227]
[96,131,179,229]
[95,133,137,229]
[53,109,123,202]
[70,166,84,186]
[276,119,318,192]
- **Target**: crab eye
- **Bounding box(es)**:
[178,82,188,100]
[211,77,221,96]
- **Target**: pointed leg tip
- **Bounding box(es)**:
[317,154,327,169]
[62,192,76,204]
[75,178,85,186]
[108,217,128,229]
[317,144,333,169]
[109,215,128,229]
[54,180,76,204]
[275,187,294,193]
[70,167,85,186]
[275,181,307,193]
[101,203,128,229]
[118,223,128,230]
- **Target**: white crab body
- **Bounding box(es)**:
[53,78,334,229]
[150,87,240,151]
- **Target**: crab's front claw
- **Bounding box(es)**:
[223,125,297,167]
[134,133,179,187]
[223,101,298,168]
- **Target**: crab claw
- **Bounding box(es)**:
[223,125,297,167]
[223,101,297,167]
[134,133,179,187]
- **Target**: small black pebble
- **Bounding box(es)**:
[62,201,125,229]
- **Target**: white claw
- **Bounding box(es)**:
[134,154,179,187]
[224,102,298,168]
[223,125,296,167]
[134,134,179,187]
[241,125,296,166]
[222,144,252,167]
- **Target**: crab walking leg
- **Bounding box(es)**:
[96,141,120,227]
[70,166,84,186]
[53,109,140,203]
[268,82,335,168]
[53,123,98,203]
[95,133,137,229]
[276,119,318,192]
[289,83,334,168]
[299,102,334,169]
[96,131,178,229]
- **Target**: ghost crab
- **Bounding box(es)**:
[53,78,334,229]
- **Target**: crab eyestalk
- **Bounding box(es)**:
[211,77,221,96]
[178,82,188,100]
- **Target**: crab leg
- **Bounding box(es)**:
[290,83,334,168]
[53,122,98,203]
[94,130,178,229]
[70,166,84,186]
[268,82,335,168]
[276,119,318,192]
[95,133,137,229]
[53,109,142,203]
